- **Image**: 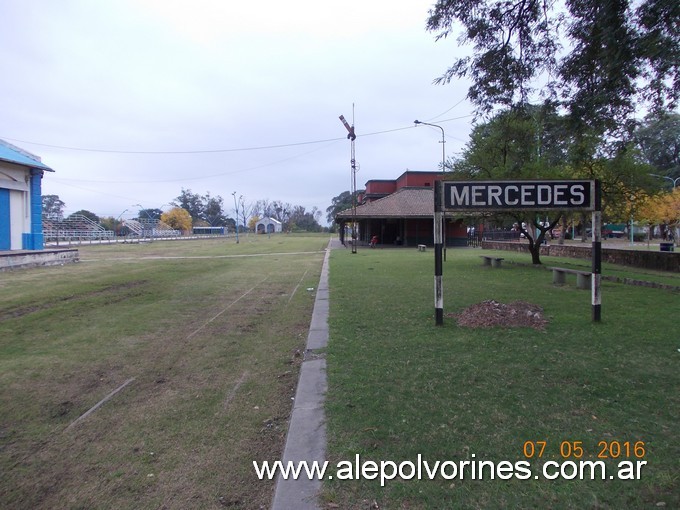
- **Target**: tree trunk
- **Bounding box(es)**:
[580,213,588,242]
[522,215,561,265]
[558,215,568,245]
[529,241,542,264]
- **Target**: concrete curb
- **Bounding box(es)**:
[271,239,336,510]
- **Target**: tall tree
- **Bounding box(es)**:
[238,196,253,229]
[426,0,679,156]
[42,195,65,221]
[270,200,293,227]
[326,191,354,227]
[68,210,100,223]
[453,105,569,263]
[173,188,204,221]
[137,208,163,221]
[161,207,192,233]
[288,205,323,232]
[202,192,228,226]
[635,111,680,183]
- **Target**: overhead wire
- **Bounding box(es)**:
[1,114,474,156]
[50,139,342,184]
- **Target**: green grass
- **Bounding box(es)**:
[324,247,679,509]
[482,248,680,288]
[0,234,329,510]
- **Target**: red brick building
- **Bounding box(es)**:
[336,171,468,247]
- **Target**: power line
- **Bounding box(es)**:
[423,97,469,122]
[1,135,346,154]
[51,140,341,184]
[1,115,474,155]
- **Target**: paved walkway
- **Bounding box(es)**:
[271,238,342,510]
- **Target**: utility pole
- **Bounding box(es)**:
[231,191,240,244]
[339,112,358,253]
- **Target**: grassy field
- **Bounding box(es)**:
[0,234,329,510]
[324,246,679,509]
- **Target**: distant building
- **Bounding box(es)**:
[335,170,467,247]
[0,139,54,250]
[256,217,282,234]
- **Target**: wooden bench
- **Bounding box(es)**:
[418,244,427,252]
[549,267,592,289]
[480,255,504,268]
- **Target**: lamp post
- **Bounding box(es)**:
[414,120,446,173]
[415,120,446,325]
[629,195,635,246]
[649,174,679,241]
[232,192,240,244]
[415,120,448,261]
[115,209,128,238]
[132,203,150,238]
[649,173,680,188]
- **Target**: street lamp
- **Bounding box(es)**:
[232,192,240,244]
[414,121,446,172]
[115,209,128,239]
[132,203,151,238]
[649,173,680,188]
[415,120,448,261]
[415,120,447,326]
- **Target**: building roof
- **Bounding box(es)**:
[336,187,434,219]
[0,139,54,171]
[256,217,282,225]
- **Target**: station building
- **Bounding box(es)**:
[0,139,53,251]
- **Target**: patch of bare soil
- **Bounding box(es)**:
[449,300,548,330]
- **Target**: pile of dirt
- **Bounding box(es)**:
[449,300,548,330]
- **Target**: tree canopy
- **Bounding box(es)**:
[326,191,354,227]
[428,0,678,261]
[427,0,679,154]
[635,111,680,183]
[42,195,65,221]
[452,105,656,262]
[161,207,192,233]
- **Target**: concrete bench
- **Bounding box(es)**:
[480,255,504,268]
[418,244,427,252]
[549,267,591,289]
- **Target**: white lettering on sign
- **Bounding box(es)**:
[472,186,485,206]
[488,185,502,206]
[572,184,585,206]
[537,185,552,205]
[450,186,469,205]
[554,184,568,205]
[505,186,519,206]
[444,181,593,211]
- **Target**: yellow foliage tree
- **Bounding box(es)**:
[638,189,680,238]
[161,207,192,233]
[248,215,260,230]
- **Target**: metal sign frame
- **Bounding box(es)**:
[443,180,596,212]
[432,179,602,325]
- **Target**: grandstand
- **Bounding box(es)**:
[43,214,114,243]
[122,218,181,238]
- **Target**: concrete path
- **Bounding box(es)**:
[271,238,341,510]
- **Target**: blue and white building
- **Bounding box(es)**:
[0,139,54,250]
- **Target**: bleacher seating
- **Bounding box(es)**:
[43,215,180,244]
[43,214,114,242]
[123,218,181,238]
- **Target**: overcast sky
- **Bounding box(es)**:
[1,0,474,224]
